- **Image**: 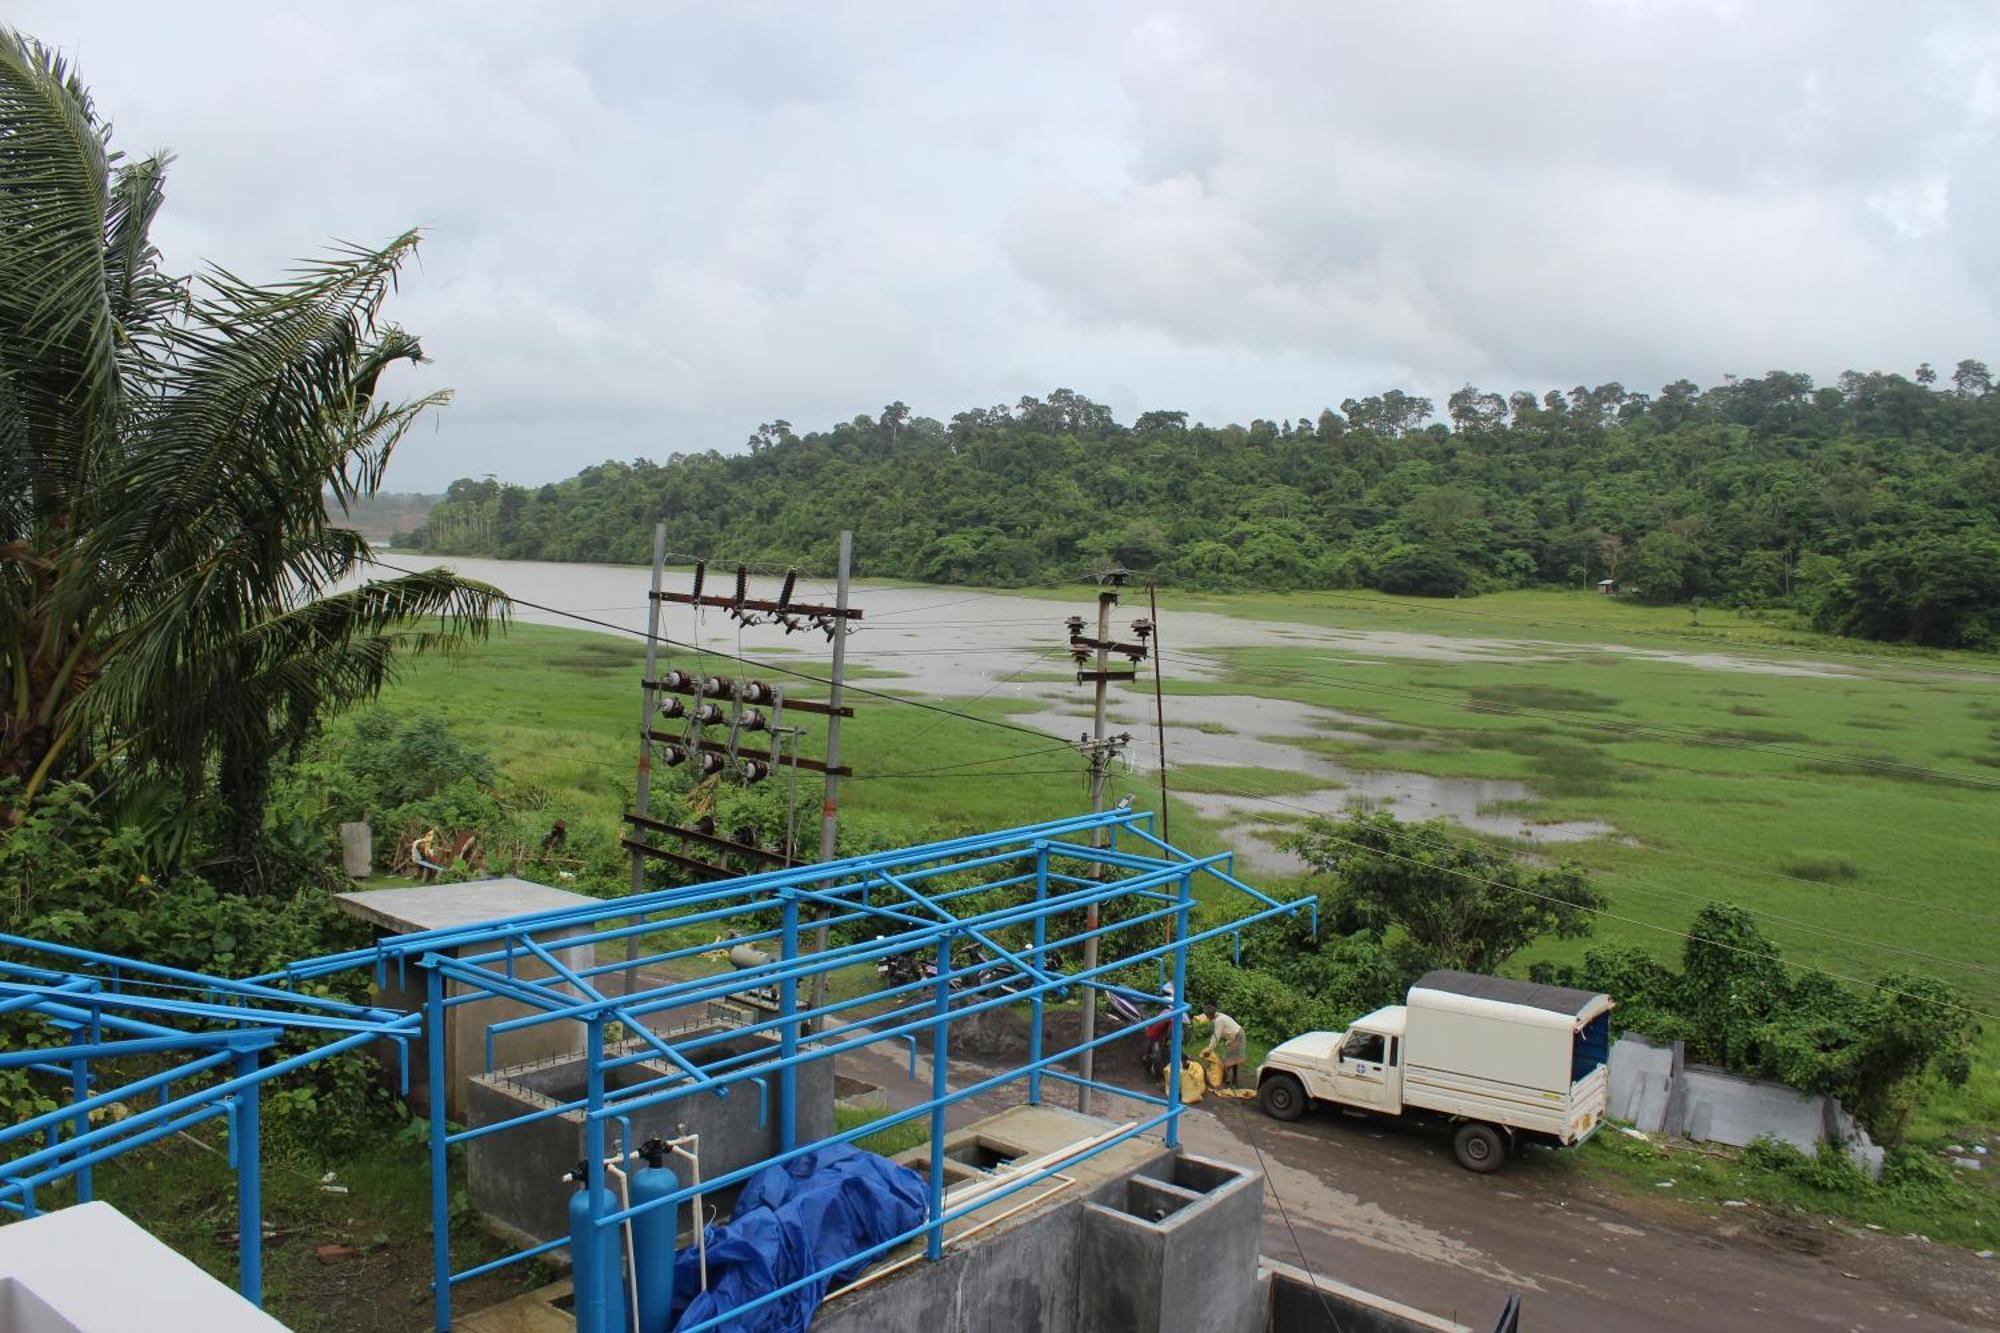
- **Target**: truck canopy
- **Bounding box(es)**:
[1410,971,1611,1026]
[1405,971,1613,1099]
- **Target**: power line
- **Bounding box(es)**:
[1154,649,2000,791]
[369,559,1069,749]
[1167,768,1999,1022]
[1159,690,2000,952]
[867,644,1070,772]
[1156,722,2000,934]
[855,741,1085,781]
[1165,752,2000,981]
[1277,590,2000,683]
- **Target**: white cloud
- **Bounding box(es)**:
[10,1,1998,486]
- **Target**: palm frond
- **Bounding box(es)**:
[0,28,122,517]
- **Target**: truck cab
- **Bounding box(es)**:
[1257,1006,1408,1117]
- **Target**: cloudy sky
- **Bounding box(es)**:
[15,2,2000,488]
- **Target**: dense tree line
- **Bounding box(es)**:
[411,375,1999,647]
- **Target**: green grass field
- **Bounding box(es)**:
[371,588,2000,1144]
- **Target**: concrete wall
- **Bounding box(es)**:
[466,1028,836,1245]
[375,930,591,1123]
[1263,1260,1475,1333]
[806,1148,1266,1333]
[1078,1154,1264,1333]
[1608,1033,1883,1177]
[809,1145,1174,1333]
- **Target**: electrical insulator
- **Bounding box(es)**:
[692,702,727,727]
[696,752,726,776]
[739,680,774,705]
[739,760,771,784]
[659,697,687,720]
[702,675,729,696]
[692,815,716,836]
[661,669,694,691]
[730,825,759,846]
[1065,615,1087,637]
[1131,618,1153,639]
[659,744,689,767]
[739,708,768,732]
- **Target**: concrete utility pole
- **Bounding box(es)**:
[1077,581,1114,1114]
[627,522,669,995]
[1063,569,1145,1114]
[809,530,853,1016]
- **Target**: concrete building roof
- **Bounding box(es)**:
[334,877,603,934]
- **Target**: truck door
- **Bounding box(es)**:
[1330,1030,1390,1110]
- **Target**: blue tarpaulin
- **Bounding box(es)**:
[664,1145,928,1333]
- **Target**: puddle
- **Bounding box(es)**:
[1007,690,1617,877]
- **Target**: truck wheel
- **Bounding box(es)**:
[1259,1074,1308,1122]
[1453,1122,1507,1172]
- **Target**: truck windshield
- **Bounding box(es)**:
[1345,1032,1385,1063]
[1572,1011,1610,1083]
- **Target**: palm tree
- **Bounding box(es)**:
[0,29,508,862]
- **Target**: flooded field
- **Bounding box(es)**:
[368,557,1921,875]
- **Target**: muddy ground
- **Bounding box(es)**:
[841,1013,2000,1332]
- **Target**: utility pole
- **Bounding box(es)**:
[809,531,853,1015]
[1065,569,1144,1115]
[624,552,860,887]
[626,522,668,995]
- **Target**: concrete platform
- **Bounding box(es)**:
[334,877,602,933]
[458,1280,575,1333]
[335,877,604,1121]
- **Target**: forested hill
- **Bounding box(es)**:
[410,368,2000,647]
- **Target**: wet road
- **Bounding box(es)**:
[845,1043,2000,1331]
[1178,1099,1998,1332]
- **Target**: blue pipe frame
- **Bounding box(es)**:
[0,947,415,1307]
[0,809,1313,1330]
[275,807,1315,1333]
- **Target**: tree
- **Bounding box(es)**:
[1286,812,1604,975]
[1624,530,1699,602]
[1446,384,1507,433]
[1677,904,1790,1068]
[1811,532,2000,647]
[0,31,507,853]
[1376,545,1469,597]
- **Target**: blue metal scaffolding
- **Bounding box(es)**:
[0,809,1310,1330]
[275,807,1315,1333]
[0,938,417,1305]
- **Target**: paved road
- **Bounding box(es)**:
[845,1043,2000,1331]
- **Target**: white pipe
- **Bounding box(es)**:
[664,1132,708,1292]
[605,1158,641,1333]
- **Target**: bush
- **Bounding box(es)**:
[0,780,378,1140]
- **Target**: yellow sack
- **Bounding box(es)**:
[1200,1051,1225,1090]
[1169,1059,1205,1105]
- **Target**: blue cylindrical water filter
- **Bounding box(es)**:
[630,1139,682,1332]
[569,1172,628,1333]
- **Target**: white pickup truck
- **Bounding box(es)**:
[1255,970,1613,1172]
